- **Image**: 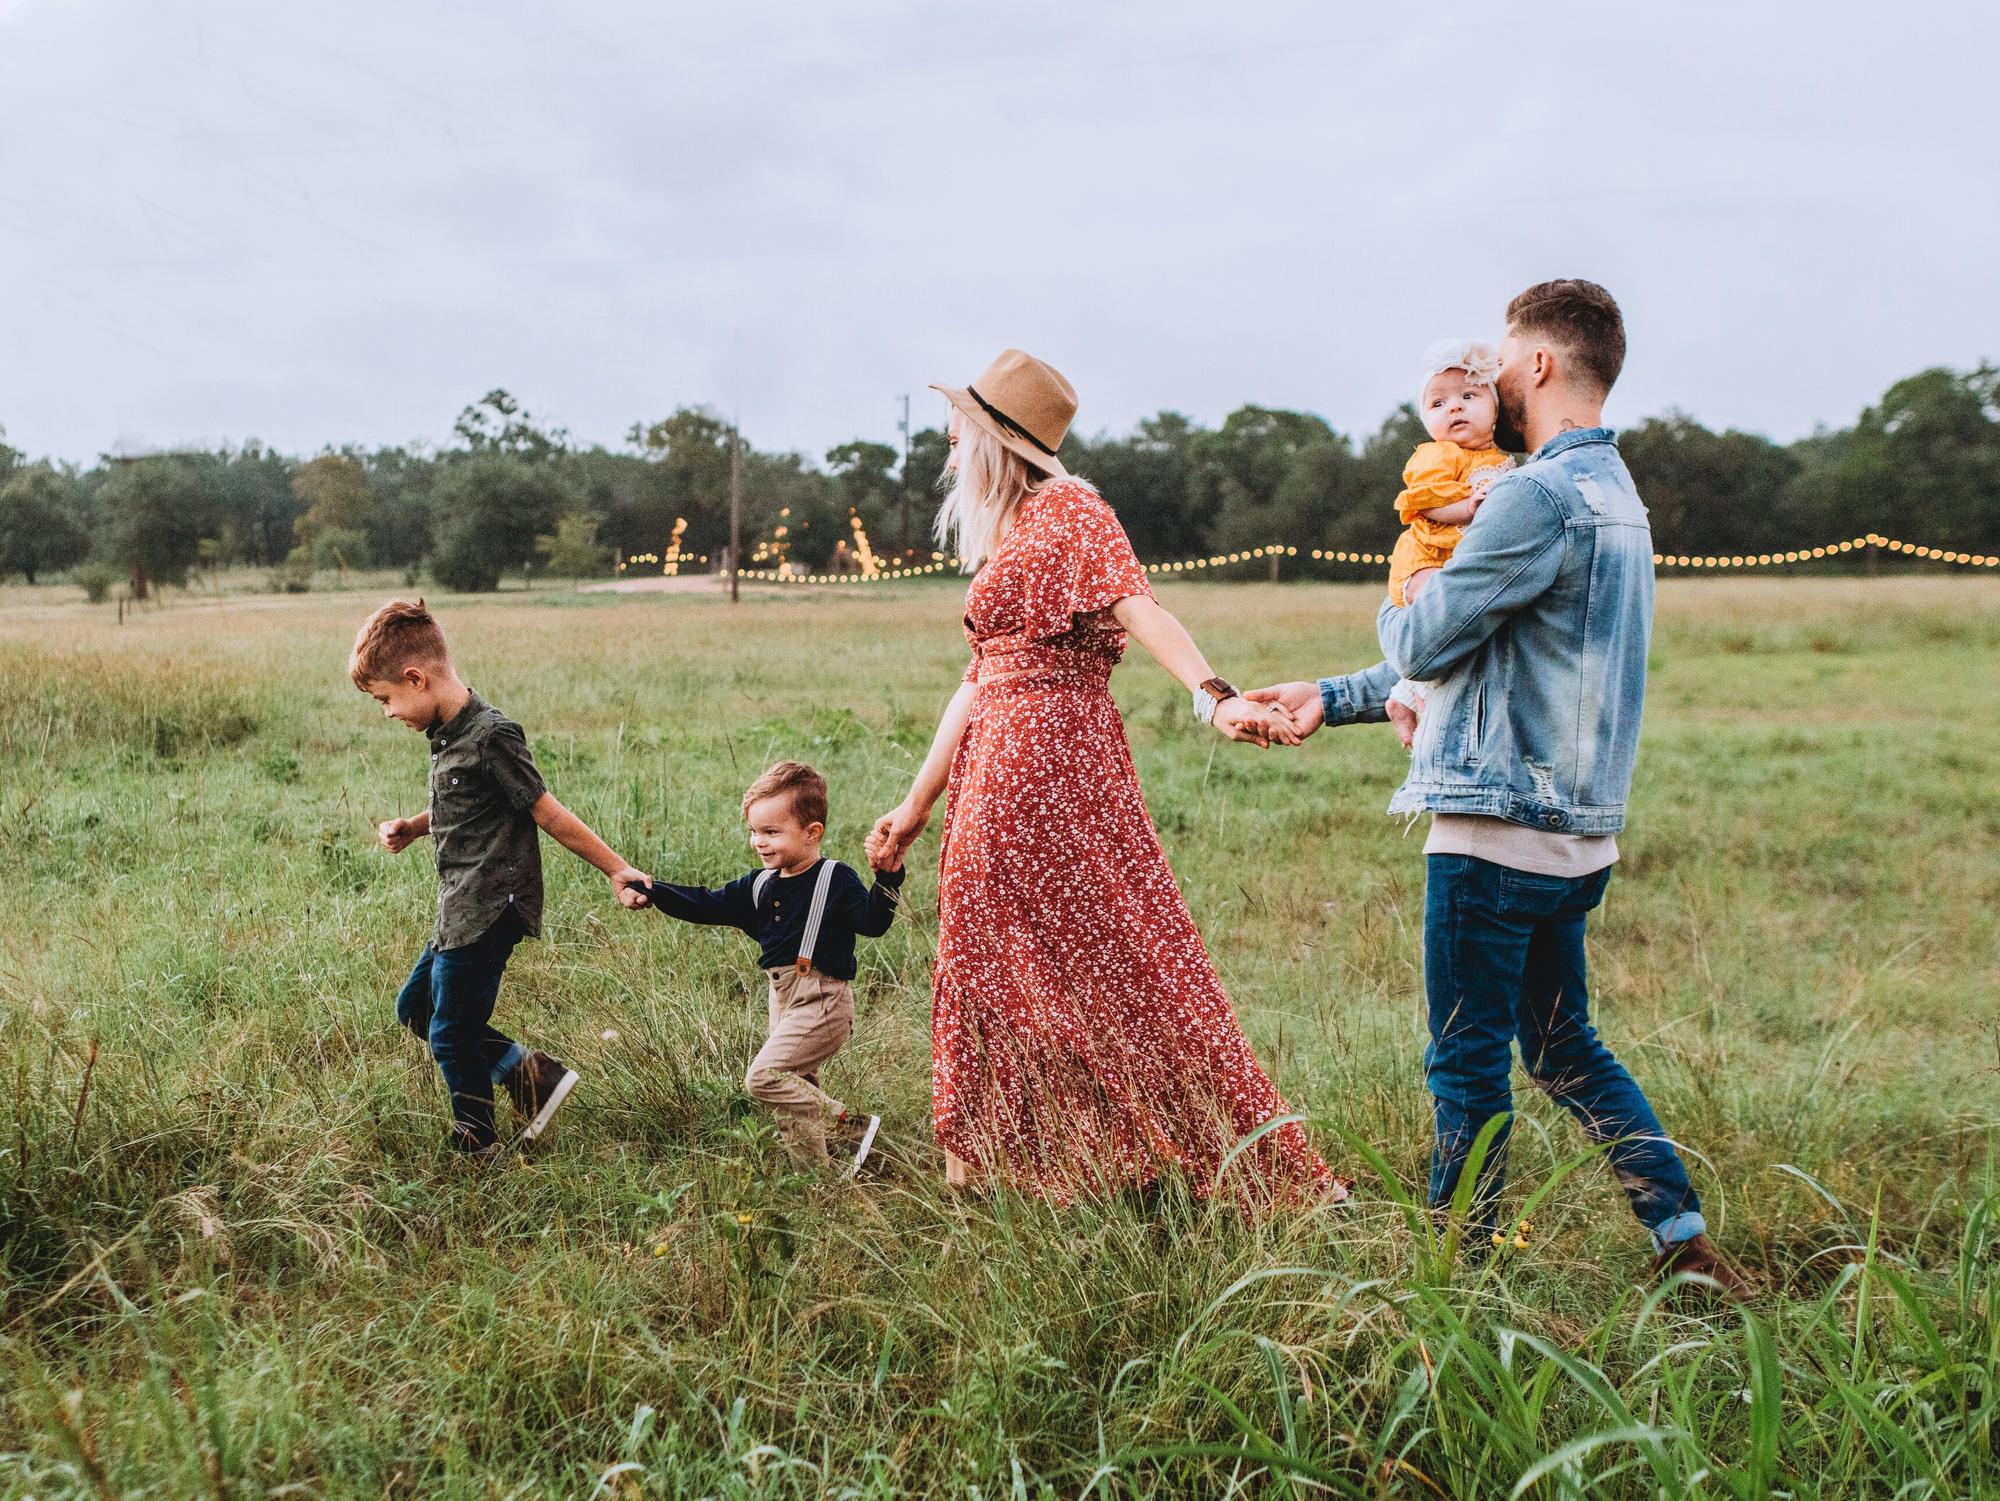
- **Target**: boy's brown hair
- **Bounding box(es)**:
[742,761,829,828]
[1505,278,1626,395]
[349,598,452,687]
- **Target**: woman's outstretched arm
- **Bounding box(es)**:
[866,680,976,869]
[1110,594,1300,747]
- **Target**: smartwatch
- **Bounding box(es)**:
[1191,677,1239,726]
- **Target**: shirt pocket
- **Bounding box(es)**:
[430,759,484,831]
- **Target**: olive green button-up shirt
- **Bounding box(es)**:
[427,692,547,950]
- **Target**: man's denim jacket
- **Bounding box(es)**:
[1320,428,1652,836]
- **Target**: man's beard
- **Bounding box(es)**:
[1494,389,1529,454]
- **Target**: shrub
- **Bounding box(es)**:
[73,560,119,604]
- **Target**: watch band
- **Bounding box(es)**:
[1191,677,1239,726]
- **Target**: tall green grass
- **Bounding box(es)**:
[2,576,1996,1497]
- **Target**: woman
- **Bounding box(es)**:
[867,349,1341,1206]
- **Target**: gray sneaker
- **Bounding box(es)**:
[503,1050,579,1141]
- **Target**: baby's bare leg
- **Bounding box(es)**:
[1404,566,1441,601]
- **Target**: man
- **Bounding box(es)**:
[1249,280,1748,1297]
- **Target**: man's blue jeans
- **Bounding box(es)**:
[395,907,528,1149]
[1424,855,1704,1250]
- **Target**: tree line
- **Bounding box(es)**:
[1,364,1993,597]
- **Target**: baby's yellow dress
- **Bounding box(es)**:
[1386,440,1515,607]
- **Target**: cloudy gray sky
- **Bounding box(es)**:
[3,0,1994,466]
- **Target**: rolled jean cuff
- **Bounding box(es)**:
[490,1042,527,1083]
[1648,1210,1706,1253]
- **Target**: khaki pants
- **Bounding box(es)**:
[745,967,854,1164]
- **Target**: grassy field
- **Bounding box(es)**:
[2,574,1997,1498]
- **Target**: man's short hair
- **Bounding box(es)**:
[1505,279,1626,394]
[349,598,452,687]
[742,760,829,828]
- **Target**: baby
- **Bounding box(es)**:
[1385,339,1515,731]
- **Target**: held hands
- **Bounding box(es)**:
[865,801,927,873]
[611,866,654,909]
[1240,682,1326,741]
[1211,696,1302,748]
[377,817,422,854]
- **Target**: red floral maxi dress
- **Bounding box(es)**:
[932,479,1337,1206]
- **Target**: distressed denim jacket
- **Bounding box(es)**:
[1319,428,1652,836]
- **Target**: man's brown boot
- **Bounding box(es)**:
[1652,1233,1754,1303]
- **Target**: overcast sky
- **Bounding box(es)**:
[3,0,1995,466]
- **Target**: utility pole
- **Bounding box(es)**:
[897,393,912,560]
[729,421,742,604]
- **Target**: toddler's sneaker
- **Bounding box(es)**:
[504,1050,579,1141]
[834,1111,882,1178]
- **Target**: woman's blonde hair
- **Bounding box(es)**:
[933,418,1053,573]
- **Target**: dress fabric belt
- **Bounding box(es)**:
[974,660,1113,695]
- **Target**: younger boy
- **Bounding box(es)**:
[351,599,652,1160]
[641,761,902,1175]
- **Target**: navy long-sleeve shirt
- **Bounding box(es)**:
[644,858,904,981]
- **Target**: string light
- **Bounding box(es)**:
[1650,534,1997,569]
[616,517,691,574]
[630,531,1998,584]
[849,512,882,577]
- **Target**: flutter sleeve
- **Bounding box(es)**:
[1395,442,1470,521]
[1015,483,1153,641]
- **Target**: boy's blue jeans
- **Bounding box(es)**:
[395,907,528,1149]
[1424,855,1704,1250]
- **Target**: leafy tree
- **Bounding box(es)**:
[1620,411,1800,554]
[292,454,373,547]
[534,513,609,583]
[305,526,370,572]
[0,465,89,583]
[1183,406,1341,563]
[454,389,569,460]
[1811,365,2000,550]
[101,458,216,597]
[362,446,438,568]
[743,449,841,569]
[1269,438,1366,548]
[430,455,574,592]
[827,440,902,558]
[1068,413,1202,559]
[625,407,736,558]
[902,427,951,553]
[199,443,298,565]
[1329,405,1430,557]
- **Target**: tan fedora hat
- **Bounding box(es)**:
[930,348,1073,478]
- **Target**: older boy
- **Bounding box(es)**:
[351,599,651,1160]
[641,761,902,1175]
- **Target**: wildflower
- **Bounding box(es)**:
[1512,1234,1530,1250]
[652,1243,670,1258]
[1491,1231,1505,1247]
[736,1212,755,1226]
[601,1029,621,1042]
